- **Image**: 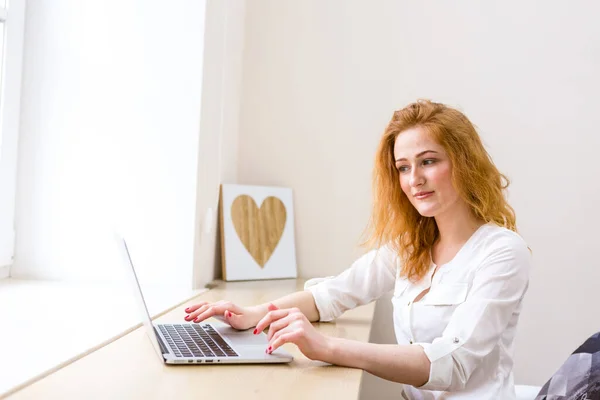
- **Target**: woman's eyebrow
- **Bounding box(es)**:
[395,150,438,162]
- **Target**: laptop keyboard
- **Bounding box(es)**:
[158,324,239,358]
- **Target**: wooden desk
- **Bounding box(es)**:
[6,279,376,400]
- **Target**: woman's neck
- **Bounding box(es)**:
[434,201,483,246]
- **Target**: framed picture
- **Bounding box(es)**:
[219,183,298,281]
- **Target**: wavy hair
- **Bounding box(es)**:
[364,99,516,282]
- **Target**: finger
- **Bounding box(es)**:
[184,303,208,321]
[222,302,246,316]
[255,304,278,331]
[188,301,241,322]
[268,330,302,354]
[185,302,209,314]
[186,300,244,315]
[185,304,210,321]
[222,309,239,325]
[254,309,293,334]
[193,303,231,323]
[266,314,297,341]
[268,318,299,344]
[223,310,247,330]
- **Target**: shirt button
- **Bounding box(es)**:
[409,340,414,344]
[407,301,411,306]
[453,337,459,344]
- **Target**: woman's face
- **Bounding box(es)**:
[393,126,461,218]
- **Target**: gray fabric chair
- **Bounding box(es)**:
[515,331,600,400]
[534,331,600,399]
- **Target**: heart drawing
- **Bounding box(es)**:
[230,195,287,267]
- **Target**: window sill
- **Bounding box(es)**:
[0,278,207,397]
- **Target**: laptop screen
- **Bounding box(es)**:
[115,234,165,360]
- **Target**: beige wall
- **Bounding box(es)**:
[233,0,600,390]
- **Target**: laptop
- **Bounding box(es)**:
[116,235,294,365]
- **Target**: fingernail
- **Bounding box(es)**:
[253,329,258,334]
[185,308,190,312]
[268,346,272,352]
[227,311,232,318]
[193,318,199,323]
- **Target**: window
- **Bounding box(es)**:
[0,0,26,277]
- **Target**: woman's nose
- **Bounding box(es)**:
[409,168,424,187]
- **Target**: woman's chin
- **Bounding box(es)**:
[415,206,439,218]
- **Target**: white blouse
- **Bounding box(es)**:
[306,223,531,399]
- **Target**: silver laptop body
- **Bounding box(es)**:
[117,236,294,365]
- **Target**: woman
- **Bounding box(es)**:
[185,100,531,399]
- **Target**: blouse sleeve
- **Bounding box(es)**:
[305,246,398,321]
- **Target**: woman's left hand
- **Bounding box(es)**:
[254,304,331,361]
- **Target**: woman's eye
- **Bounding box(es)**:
[423,159,436,166]
[397,165,409,173]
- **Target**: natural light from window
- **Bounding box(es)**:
[0,7,6,150]
[0,1,211,397]
[0,0,15,275]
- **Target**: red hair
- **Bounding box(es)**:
[364,100,516,282]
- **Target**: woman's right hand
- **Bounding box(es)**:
[184,301,267,331]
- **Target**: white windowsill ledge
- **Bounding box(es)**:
[0,278,207,397]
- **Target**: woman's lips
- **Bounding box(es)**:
[414,191,434,200]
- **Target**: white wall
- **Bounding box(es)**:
[0,0,26,272]
[238,0,600,388]
[193,0,246,288]
[13,1,207,296]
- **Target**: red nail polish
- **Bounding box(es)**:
[227,311,232,318]
[268,346,272,352]
[193,318,199,323]
[185,308,190,312]
[253,329,258,334]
